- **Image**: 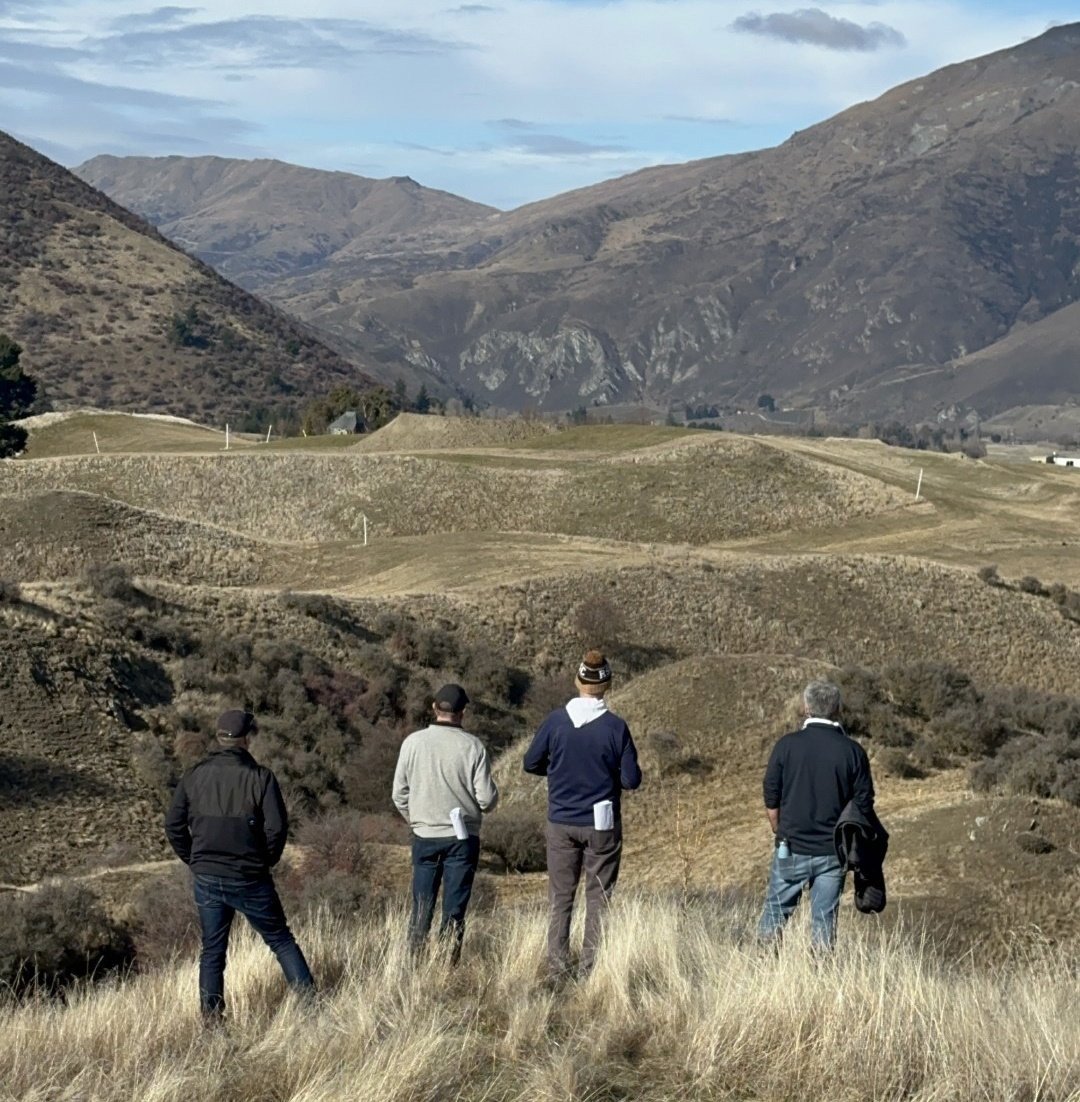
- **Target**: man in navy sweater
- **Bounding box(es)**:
[524,649,642,979]
[758,680,876,950]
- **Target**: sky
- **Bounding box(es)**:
[1,0,1077,209]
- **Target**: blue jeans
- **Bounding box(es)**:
[409,834,481,962]
[758,851,847,950]
[194,874,314,1016]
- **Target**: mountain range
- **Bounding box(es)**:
[75,24,1080,421]
[1,132,374,421]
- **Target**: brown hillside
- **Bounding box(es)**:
[0,605,171,883]
[0,131,377,420]
[352,412,557,452]
[0,491,270,587]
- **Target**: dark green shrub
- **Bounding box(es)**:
[1016,833,1055,855]
[926,703,1007,756]
[523,672,570,728]
[1018,575,1047,597]
[463,645,514,705]
[883,662,976,722]
[0,578,21,603]
[573,595,626,652]
[136,616,197,657]
[130,733,175,795]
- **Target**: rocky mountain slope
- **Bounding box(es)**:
[1,132,376,420]
[80,24,1080,418]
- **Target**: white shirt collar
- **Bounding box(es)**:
[802,716,844,730]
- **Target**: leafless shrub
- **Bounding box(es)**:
[83,561,138,602]
[573,595,627,652]
[128,866,199,968]
[0,880,133,995]
[483,811,547,873]
[874,747,924,779]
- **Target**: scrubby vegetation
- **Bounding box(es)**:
[77,584,536,822]
[837,660,1080,804]
[0,881,132,996]
[978,564,1080,623]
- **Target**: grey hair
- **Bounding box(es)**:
[803,680,842,720]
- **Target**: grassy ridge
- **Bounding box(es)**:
[0,438,904,545]
[2,900,1077,1102]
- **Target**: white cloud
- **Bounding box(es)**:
[0,1,1070,206]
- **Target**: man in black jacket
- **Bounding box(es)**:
[165,709,314,1020]
[758,681,875,950]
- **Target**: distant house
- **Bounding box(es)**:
[328,411,364,435]
[1035,452,1080,467]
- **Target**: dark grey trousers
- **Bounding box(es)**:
[546,821,622,976]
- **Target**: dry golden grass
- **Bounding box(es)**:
[0,490,271,587]
[2,434,904,545]
[354,411,558,452]
[1,901,1077,1102]
[17,412,238,459]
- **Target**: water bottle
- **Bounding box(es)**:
[777,838,790,859]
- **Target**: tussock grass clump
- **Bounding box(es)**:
[1,900,1077,1101]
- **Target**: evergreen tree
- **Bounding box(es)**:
[0,335,38,459]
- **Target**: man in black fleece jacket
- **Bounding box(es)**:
[524,650,642,979]
[758,680,875,950]
[165,709,313,1020]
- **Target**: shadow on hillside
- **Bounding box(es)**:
[0,755,114,807]
[614,642,680,673]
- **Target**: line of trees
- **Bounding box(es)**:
[299,380,460,436]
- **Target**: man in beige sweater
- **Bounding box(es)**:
[392,683,498,961]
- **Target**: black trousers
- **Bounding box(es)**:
[409,834,481,961]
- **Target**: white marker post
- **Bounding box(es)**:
[363,514,369,547]
[915,468,924,502]
[225,423,230,451]
[265,424,273,444]
[92,431,100,455]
